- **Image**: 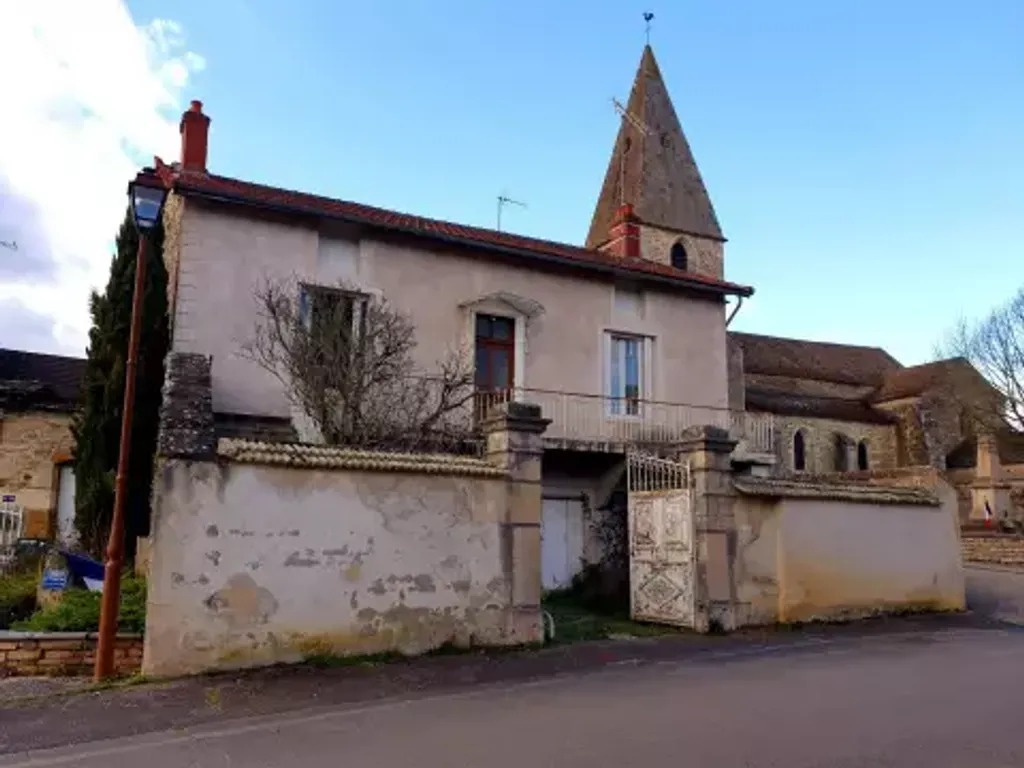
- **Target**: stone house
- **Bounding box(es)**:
[140,44,769,593]
[0,348,84,543]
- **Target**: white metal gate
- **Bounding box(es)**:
[627,450,696,627]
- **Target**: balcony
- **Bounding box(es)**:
[475,389,775,453]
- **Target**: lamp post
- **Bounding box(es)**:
[94,177,167,681]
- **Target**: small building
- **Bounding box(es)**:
[0,348,84,544]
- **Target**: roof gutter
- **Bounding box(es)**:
[178,186,755,300]
[725,295,744,327]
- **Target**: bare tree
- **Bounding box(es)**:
[242,278,477,451]
[939,286,1024,431]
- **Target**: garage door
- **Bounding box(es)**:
[541,497,584,591]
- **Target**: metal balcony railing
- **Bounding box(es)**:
[475,388,775,452]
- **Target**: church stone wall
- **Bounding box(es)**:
[774,415,897,474]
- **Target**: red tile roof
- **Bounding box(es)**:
[139,164,753,298]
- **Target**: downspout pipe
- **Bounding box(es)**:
[725,295,744,327]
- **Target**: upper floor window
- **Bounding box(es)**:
[793,430,806,471]
[299,284,368,366]
[607,333,644,416]
[857,440,869,471]
[670,242,688,271]
[475,314,515,392]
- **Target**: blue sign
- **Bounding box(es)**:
[1,495,14,503]
[41,569,69,591]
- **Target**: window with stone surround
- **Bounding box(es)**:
[793,430,807,471]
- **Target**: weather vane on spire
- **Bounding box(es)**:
[643,11,654,45]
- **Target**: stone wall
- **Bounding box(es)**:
[145,391,548,678]
[0,633,142,677]
[0,412,75,539]
[639,226,723,279]
[732,475,965,624]
[961,533,1024,567]
[774,415,896,474]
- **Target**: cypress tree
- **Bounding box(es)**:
[71,208,169,559]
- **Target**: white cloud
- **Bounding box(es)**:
[0,1,205,356]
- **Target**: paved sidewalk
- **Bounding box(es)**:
[0,612,1002,756]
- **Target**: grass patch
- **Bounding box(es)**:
[303,649,406,669]
[13,576,147,633]
[542,590,682,644]
[0,570,39,629]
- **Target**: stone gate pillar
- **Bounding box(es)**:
[677,425,740,632]
[482,402,550,644]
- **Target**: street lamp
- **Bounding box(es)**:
[94,176,167,681]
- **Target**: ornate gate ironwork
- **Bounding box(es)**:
[627,450,696,627]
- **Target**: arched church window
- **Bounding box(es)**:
[793,430,806,472]
[857,440,869,471]
[670,241,688,271]
[833,433,849,472]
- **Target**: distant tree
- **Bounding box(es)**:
[242,278,475,451]
[71,209,169,558]
[939,286,1024,431]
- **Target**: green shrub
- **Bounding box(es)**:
[0,570,39,629]
[13,576,147,633]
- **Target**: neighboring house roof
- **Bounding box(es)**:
[745,386,898,425]
[0,349,85,412]
[586,45,724,248]
[140,165,753,299]
[872,357,983,402]
[730,332,902,387]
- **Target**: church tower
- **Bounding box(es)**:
[587,45,725,280]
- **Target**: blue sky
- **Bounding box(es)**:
[2,1,1021,362]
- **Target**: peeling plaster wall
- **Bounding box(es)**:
[144,460,522,677]
[733,487,965,625]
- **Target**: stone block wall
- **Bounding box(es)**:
[774,415,896,474]
[639,226,723,279]
[0,412,75,539]
[0,633,142,677]
[960,533,1024,567]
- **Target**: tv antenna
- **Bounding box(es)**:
[611,98,652,205]
[0,240,16,252]
[643,12,654,45]
[496,193,527,232]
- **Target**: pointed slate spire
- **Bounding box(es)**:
[586,46,724,249]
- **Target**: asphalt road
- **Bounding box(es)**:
[2,623,1022,768]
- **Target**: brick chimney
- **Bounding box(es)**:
[600,203,641,260]
[179,100,210,172]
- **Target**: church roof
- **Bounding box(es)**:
[141,165,753,299]
[586,45,724,249]
[730,332,902,387]
[872,358,985,402]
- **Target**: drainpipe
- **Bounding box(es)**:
[725,295,744,327]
